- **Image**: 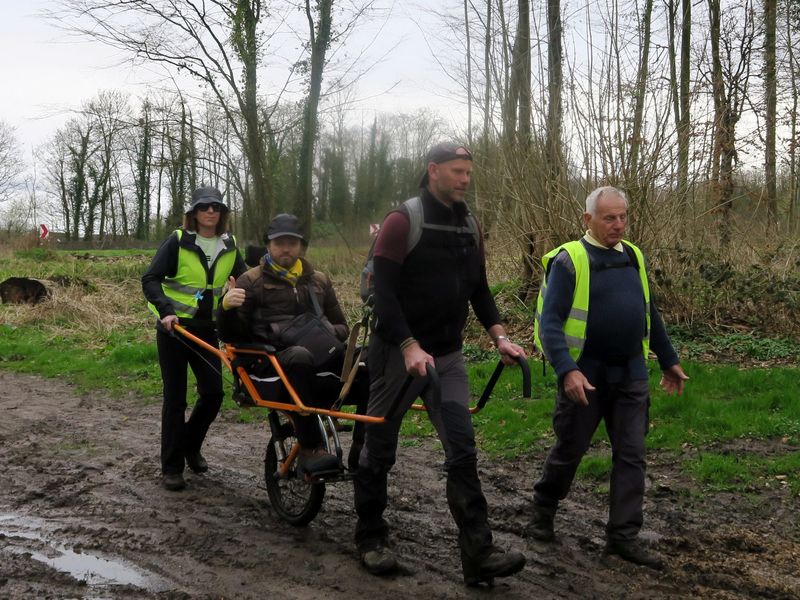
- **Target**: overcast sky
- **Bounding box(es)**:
[0,1,468,156]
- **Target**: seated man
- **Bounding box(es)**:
[218,213,365,476]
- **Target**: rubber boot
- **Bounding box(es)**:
[525,501,556,542]
[447,463,524,585]
[354,463,391,554]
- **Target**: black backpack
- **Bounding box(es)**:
[359,196,480,303]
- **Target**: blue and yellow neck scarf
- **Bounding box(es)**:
[266,253,303,287]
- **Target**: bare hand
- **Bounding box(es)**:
[660,364,689,396]
[402,342,434,378]
[497,339,526,365]
[161,314,179,332]
[563,369,595,406]
[222,276,245,310]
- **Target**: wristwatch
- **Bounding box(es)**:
[494,335,509,346]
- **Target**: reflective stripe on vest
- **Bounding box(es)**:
[148,229,238,319]
[533,239,651,362]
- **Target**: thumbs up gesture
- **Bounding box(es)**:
[222,276,246,310]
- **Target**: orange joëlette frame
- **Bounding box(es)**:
[173,324,388,425]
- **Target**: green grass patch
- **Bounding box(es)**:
[648,362,800,447]
[576,453,612,480]
[0,324,162,399]
[2,248,151,283]
[684,451,800,495]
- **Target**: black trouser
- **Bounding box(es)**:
[157,328,223,475]
[256,347,368,449]
[533,377,650,541]
[353,335,493,563]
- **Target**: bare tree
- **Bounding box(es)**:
[764,0,777,226]
[295,0,334,239]
[706,0,758,246]
[0,121,24,203]
[53,0,276,239]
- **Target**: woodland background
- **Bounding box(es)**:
[0,0,798,336]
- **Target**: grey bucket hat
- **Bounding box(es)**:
[186,186,228,214]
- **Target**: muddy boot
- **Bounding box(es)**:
[360,542,399,575]
[185,451,208,474]
[524,501,556,542]
[162,472,186,491]
[605,538,664,570]
[297,446,340,478]
[463,546,526,587]
[445,463,503,584]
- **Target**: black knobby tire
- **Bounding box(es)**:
[264,435,325,526]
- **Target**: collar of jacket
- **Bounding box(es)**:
[420,187,471,223]
[178,228,236,252]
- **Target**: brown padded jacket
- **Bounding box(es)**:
[217,257,349,347]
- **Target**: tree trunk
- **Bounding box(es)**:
[295,0,334,241]
[232,0,269,240]
[678,0,692,197]
[764,0,777,227]
[546,0,563,182]
[464,0,472,145]
[627,0,654,218]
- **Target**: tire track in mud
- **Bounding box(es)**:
[1,370,798,599]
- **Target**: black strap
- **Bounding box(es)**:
[306,284,323,317]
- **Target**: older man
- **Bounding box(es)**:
[528,186,688,569]
[352,142,527,586]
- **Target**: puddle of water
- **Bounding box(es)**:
[0,512,171,592]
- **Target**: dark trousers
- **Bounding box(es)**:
[255,346,368,449]
[353,335,493,563]
[157,328,223,475]
[533,377,650,541]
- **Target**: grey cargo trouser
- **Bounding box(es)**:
[353,334,493,561]
[533,377,650,542]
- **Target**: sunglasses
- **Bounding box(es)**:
[196,203,224,213]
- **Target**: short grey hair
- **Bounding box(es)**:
[585,186,629,216]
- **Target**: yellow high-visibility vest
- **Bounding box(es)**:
[148,229,238,319]
[533,239,651,361]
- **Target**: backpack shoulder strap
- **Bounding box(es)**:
[403,196,423,254]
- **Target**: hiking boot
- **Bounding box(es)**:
[463,546,526,586]
[524,503,556,542]
[162,472,186,491]
[185,451,208,474]
[605,538,665,570]
[360,544,399,575]
[297,446,340,478]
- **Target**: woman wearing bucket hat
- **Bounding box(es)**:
[142,185,247,491]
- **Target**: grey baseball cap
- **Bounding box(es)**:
[419,142,473,187]
[264,213,306,243]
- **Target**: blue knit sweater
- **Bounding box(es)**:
[539,240,678,383]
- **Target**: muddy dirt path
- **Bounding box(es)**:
[0,370,798,599]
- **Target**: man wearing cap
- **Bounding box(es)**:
[352,142,527,585]
[527,186,688,569]
[143,185,247,491]
[218,213,367,476]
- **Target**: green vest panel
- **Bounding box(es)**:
[148,229,238,320]
[533,239,651,362]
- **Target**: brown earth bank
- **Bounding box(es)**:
[0,370,798,600]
